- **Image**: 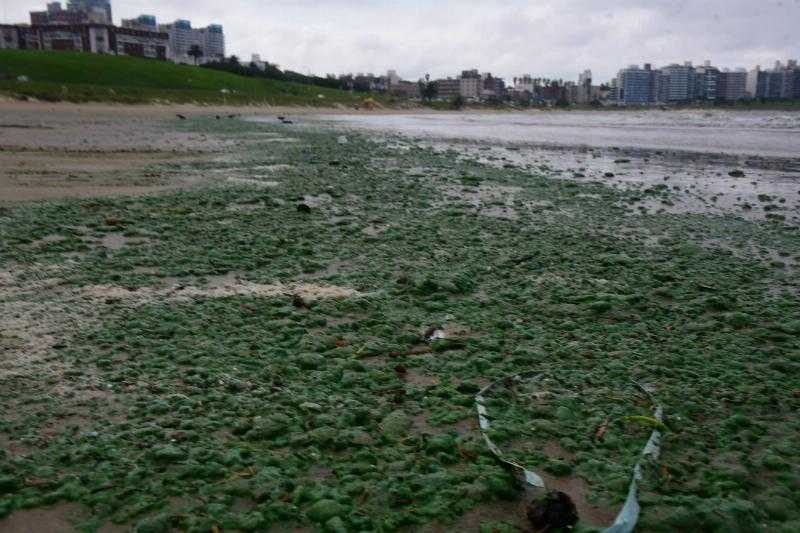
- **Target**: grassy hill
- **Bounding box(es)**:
[0,49,370,106]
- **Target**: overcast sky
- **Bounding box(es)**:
[3,0,799,82]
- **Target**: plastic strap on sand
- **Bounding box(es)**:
[474,373,663,533]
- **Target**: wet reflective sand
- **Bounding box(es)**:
[301,110,800,224]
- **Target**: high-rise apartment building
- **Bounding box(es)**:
[660,62,696,102]
[616,64,661,105]
[66,0,112,24]
[747,61,800,99]
[459,77,480,100]
[717,70,747,101]
[30,1,107,24]
[435,78,461,99]
[695,61,720,101]
[158,19,225,64]
[121,14,157,31]
[199,24,225,62]
[577,69,593,104]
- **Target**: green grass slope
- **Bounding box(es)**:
[0,49,367,106]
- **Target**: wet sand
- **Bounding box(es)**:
[302,110,800,225]
[314,110,800,158]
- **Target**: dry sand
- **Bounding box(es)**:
[0,100,439,203]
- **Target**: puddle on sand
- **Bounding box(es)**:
[423,140,800,224]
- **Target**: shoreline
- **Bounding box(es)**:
[3,98,800,117]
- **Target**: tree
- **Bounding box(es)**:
[188,45,204,66]
[418,74,438,102]
[227,55,240,65]
[450,95,466,110]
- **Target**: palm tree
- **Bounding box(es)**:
[188,45,204,66]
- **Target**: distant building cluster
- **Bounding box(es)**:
[611,60,800,105]
[0,0,224,64]
[378,59,800,106]
[433,70,507,103]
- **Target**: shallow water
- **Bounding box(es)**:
[312,110,800,158]
[250,111,800,224]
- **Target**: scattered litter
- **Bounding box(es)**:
[475,371,664,533]
[338,136,349,145]
[527,490,579,531]
[424,328,446,341]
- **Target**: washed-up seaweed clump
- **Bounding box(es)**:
[0,116,798,532]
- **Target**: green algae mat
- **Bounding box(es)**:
[0,116,799,532]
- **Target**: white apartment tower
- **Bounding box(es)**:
[158,19,225,64]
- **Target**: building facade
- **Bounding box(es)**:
[0,25,21,49]
[660,62,696,102]
[30,1,108,25]
[616,64,661,105]
[480,73,505,101]
[695,62,720,101]
[121,15,157,31]
[435,78,460,99]
[576,69,594,104]
[459,77,480,100]
[716,70,747,101]
[66,0,112,24]
[747,61,800,99]
[158,19,224,64]
[0,22,167,59]
[200,24,225,62]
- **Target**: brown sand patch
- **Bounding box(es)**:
[0,502,85,533]
[403,370,440,387]
[411,412,444,435]
[363,224,389,236]
[21,234,68,249]
[308,465,335,480]
[539,471,618,528]
[414,493,530,533]
[132,266,159,275]
[226,177,280,188]
[253,164,295,172]
[543,439,577,462]
[79,280,362,303]
[0,105,231,203]
[100,234,149,251]
[227,202,265,212]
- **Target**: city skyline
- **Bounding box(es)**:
[2,0,799,82]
